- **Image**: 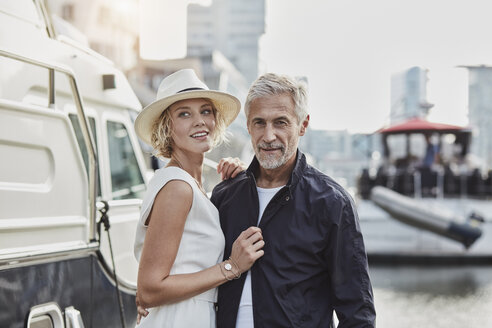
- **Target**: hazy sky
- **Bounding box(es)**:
[259,0,492,132]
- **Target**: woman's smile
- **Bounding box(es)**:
[190,130,209,140]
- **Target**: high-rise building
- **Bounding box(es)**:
[187,0,265,84]
[390,67,433,123]
[462,65,492,169]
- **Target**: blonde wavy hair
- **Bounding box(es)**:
[150,99,228,159]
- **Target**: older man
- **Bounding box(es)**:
[211,73,376,327]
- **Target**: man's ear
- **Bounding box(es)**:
[299,115,310,136]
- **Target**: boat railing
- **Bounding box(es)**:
[413,171,422,199]
[359,164,492,200]
[0,49,98,242]
[436,168,444,199]
[460,173,468,199]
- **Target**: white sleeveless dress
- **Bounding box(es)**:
[134,167,225,328]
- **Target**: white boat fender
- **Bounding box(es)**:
[370,186,483,248]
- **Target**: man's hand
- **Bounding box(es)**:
[217,157,247,180]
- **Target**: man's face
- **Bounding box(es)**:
[247,93,308,169]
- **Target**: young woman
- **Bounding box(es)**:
[133,69,264,327]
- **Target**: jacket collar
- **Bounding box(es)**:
[246,149,307,190]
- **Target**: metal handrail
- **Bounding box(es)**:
[0,49,98,242]
[0,242,100,269]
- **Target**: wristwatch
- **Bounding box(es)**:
[224,262,232,271]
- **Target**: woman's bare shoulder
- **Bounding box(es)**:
[146,179,193,226]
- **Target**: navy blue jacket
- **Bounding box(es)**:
[211,151,376,328]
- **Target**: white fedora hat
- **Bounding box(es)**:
[134,69,240,145]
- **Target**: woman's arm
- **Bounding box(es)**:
[137,180,263,308]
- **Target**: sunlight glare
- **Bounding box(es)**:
[139,0,188,60]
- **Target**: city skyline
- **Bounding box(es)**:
[135,0,492,133]
[259,0,492,132]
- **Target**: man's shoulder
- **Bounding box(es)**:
[211,171,250,203]
[300,164,353,203]
[299,164,359,225]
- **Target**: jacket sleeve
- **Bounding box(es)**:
[210,189,219,208]
[327,196,376,327]
[210,181,224,208]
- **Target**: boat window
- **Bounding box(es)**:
[128,108,155,167]
[107,121,146,200]
[387,134,407,162]
[440,133,458,163]
[68,114,101,197]
[409,134,426,158]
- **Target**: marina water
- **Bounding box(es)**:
[369,264,492,327]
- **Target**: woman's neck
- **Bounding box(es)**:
[168,151,204,182]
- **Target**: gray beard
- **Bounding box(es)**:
[255,142,296,170]
[257,156,287,169]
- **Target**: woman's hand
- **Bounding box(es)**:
[217,157,247,180]
[135,291,149,324]
[229,226,265,274]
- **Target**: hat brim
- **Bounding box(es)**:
[134,90,241,146]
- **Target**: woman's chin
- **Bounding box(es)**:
[195,144,213,155]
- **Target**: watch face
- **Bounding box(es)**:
[225,263,232,271]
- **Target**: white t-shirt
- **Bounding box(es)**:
[235,185,284,328]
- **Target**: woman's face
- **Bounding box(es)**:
[168,98,216,155]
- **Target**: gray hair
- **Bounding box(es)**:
[244,73,309,123]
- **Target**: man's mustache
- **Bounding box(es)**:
[257,142,285,152]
